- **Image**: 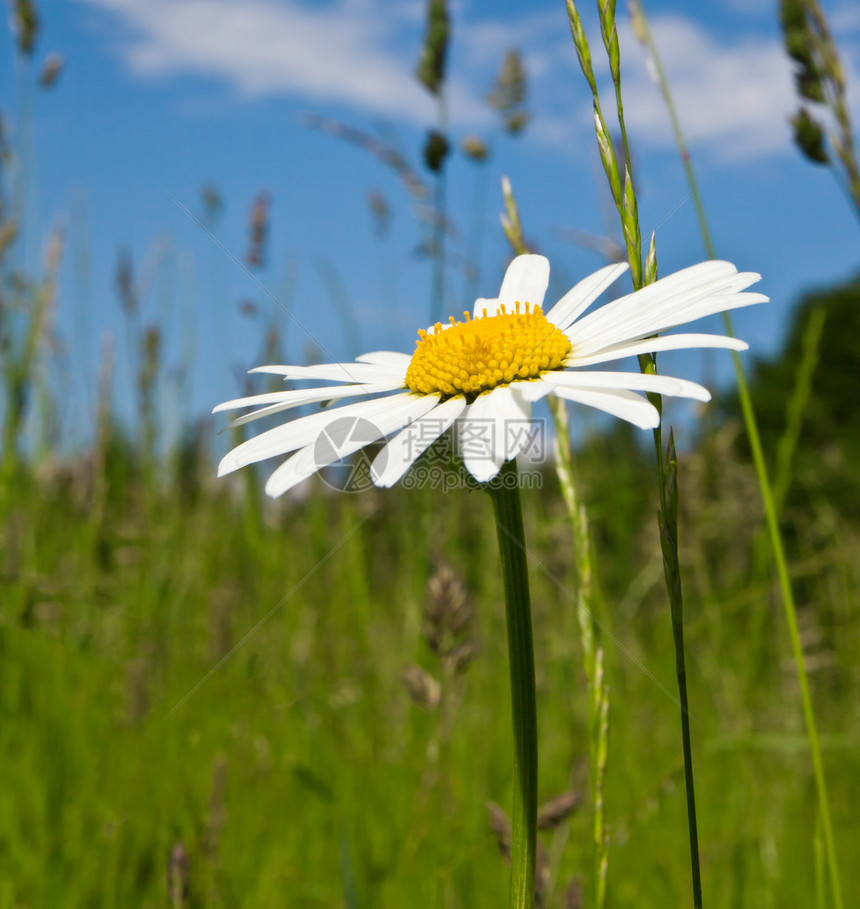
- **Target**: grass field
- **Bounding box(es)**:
[2,413,857,906]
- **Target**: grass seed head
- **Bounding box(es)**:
[167,840,190,908]
[537,790,584,830]
[403,664,442,710]
[423,563,472,658]
[416,0,449,96]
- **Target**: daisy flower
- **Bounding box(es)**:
[215,255,766,496]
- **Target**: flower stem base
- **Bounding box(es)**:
[487,459,538,909]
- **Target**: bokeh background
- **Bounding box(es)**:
[3,0,860,431]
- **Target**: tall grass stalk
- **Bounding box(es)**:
[779,0,860,220]
[628,3,843,904]
[416,0,451,324]
[771,306,825,516]
[431,93,449,325]
[566,1,702,903]
[551,397,610,909]
[1,226,63,481]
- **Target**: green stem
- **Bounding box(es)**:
[659,430,702,908]
[671,606,702,907]
[488,459,538,909]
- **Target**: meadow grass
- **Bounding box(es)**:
[2,417,858,907]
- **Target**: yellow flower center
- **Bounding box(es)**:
[405,303,572,400]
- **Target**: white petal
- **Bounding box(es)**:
[552,387,660,429]
[264,394,440,497]
[572,290,766,355]
[356,350,413,368]
[497,254,550,312]
[569,263,764,354]
[566,332,748,367]
[218,391,418,476]
[569,261,743,340]
[222,381,405,429]
[250,362,404,383]
[653,290,768,328]
[508,378,556,403]
[459,386,531,482]
[545,370,711,402]
[503,397,539,462]
[213,382,399,414]
[371,396,467,487]
[545,261,629,329]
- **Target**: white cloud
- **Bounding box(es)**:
[76,0,860,164]
[610,16,798,161]
[79,0,485,124]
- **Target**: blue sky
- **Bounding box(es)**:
[4,0,860,450]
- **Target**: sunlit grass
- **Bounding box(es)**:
[2,427,858,906]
